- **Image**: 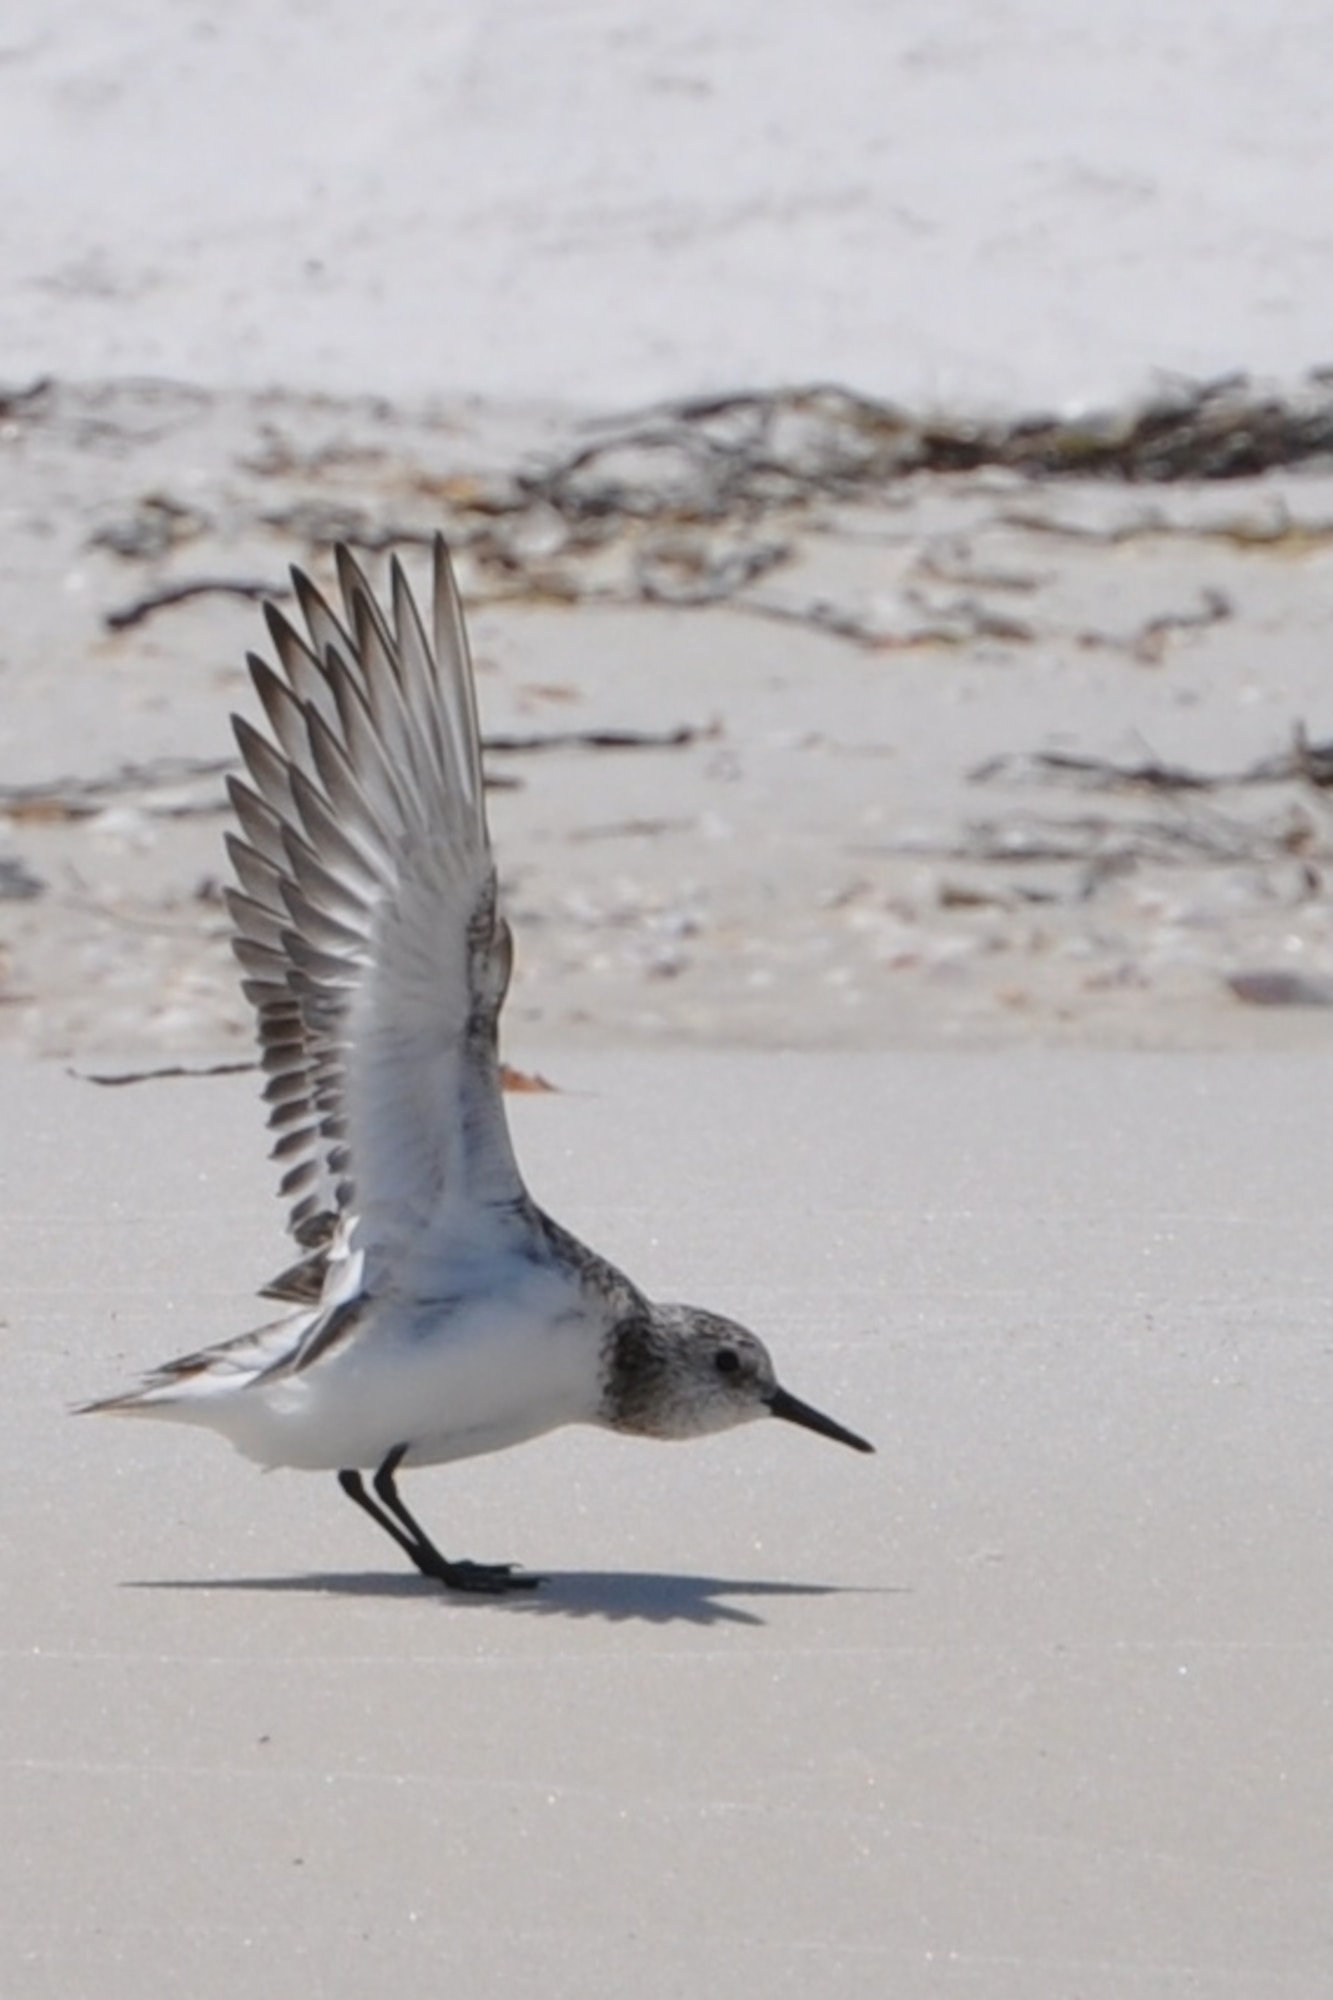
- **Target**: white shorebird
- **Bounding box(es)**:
[85,538,872,1591]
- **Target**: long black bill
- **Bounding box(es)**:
[768,1385,874,1454]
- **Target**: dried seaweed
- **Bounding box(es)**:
[0,722,702,836]
[971,724,1333,794]
[485,724,707,755]
[104,576,289,631]
[75,1060,259,1086]
[0,756,237,821]
[879,803,1320,870]
[520,377,1333,530]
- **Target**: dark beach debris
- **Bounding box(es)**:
[1266,726,1333,789]
[745,585,1038,649]
[91,374,1333,645]
[0,723,704,831]
[74,1057,561,1092]
[1227,970,1333,1008]
[568,816,695,843]
[241,377,1333,632]
[971,725,1333,795]
[90,495,212,560]
[0,375,52,419]
[525,375,1333,524]
[878,803,1323,871]
[260,501,437,551]
[0,756,238,822]
[1127,586,1232,663]
[972,747,1223,791]
[632,535,790,605]
[0,856,44,901]
[485,723,710,755]
[74,1060,260,1086]
[104,576,290,632]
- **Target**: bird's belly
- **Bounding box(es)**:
[228,1285,601,1471]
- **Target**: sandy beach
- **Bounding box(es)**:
[4,380,1333,1061]
[4,4,1333,1994]
[8,1052,1333,1997]
[6,0,1333,410]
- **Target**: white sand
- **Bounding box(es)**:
[4,0,1332,409]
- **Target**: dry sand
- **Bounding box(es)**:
[6,0,1333,411]
[5,380,1333,1063]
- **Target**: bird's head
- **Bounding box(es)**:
[604,1304,873,1453]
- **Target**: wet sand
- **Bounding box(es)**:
[4,1052,1331,1997]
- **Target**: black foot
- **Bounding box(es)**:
[418,1556,544,1596]
[337,1451,543,1594]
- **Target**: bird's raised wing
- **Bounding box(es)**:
[226,537,526,1304]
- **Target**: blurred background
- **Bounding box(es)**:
[4,0,1333,1058]
[6,0,1333,407]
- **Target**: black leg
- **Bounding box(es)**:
[337,1467,424,1565]
[336,1446,541,1593]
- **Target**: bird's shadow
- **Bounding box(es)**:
[128,1567,899,1627]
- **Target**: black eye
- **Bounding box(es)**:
[714,1347,741,1377]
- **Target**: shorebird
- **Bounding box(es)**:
[84,538,873,1591]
